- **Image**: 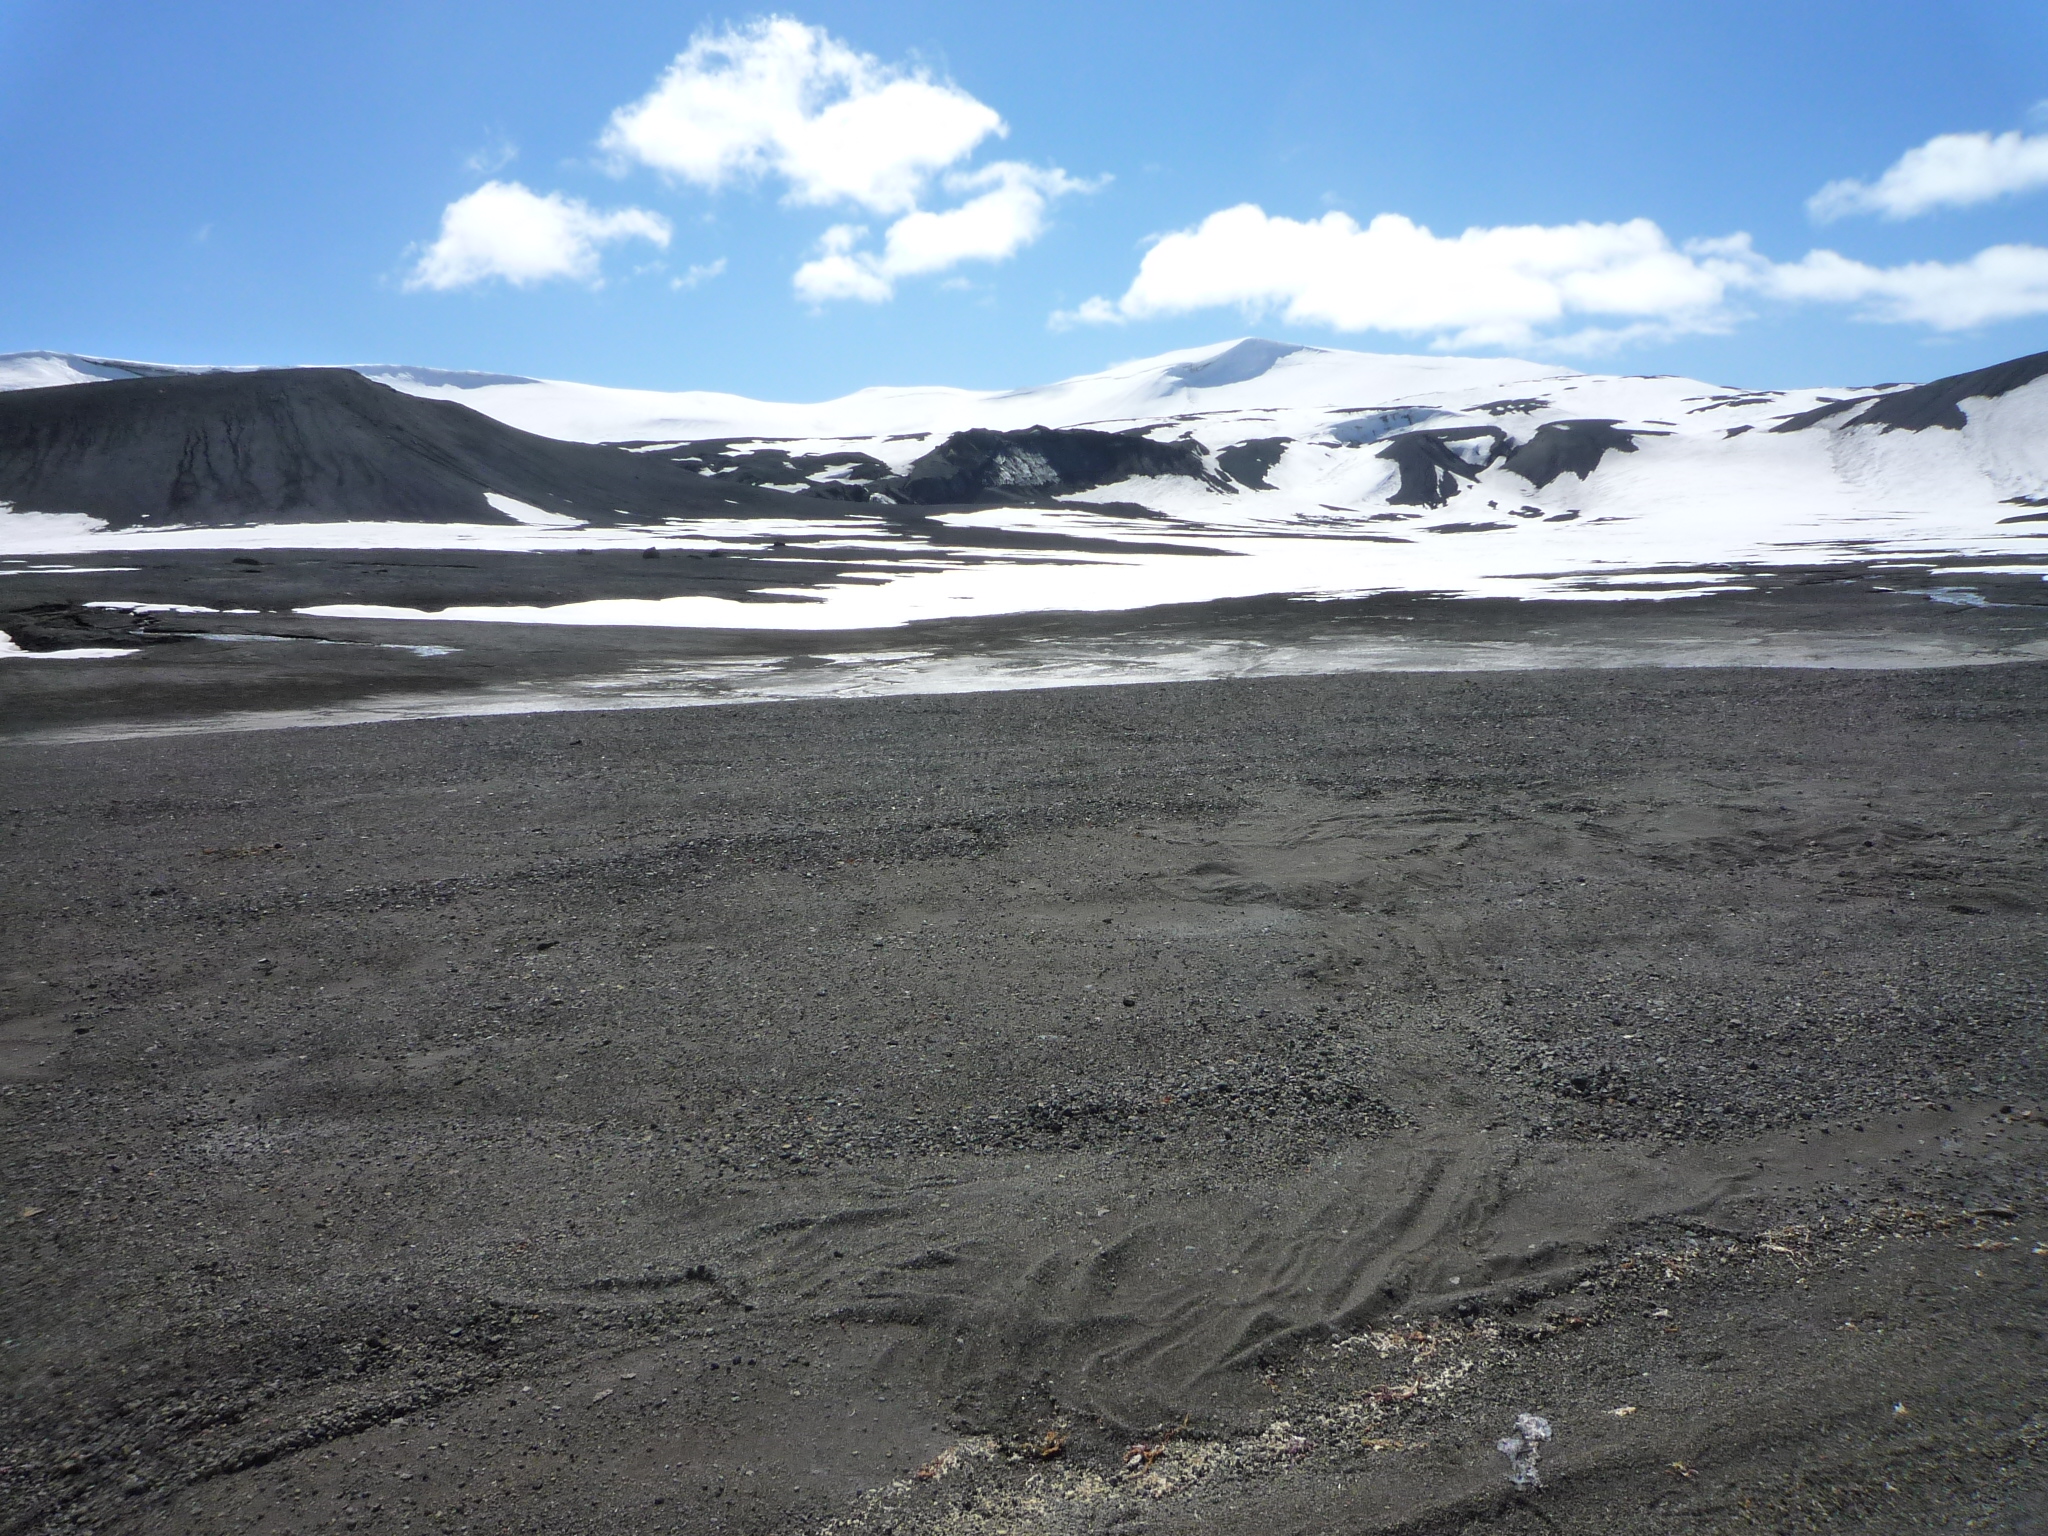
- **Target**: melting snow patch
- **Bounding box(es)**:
[0,565,142,576]
[0,629,137,660]
[1497,1413,1552,1490]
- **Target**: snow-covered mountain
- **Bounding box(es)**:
[3,338,2044,628]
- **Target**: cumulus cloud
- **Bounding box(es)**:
[1058,205,2048,345]
[794,163,1093,303]
[1810,127,2048,221]
[1760,243,2048,329]
[1055,206,1751,349]
[602,18,1085,301]
[405,181,670,292]
[601,17,1002,215]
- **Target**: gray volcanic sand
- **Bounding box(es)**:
[2,653,2046,1533]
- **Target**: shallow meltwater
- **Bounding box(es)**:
[14,622,2048,745]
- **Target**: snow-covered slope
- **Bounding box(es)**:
[361,338,1574,444]
[0,352,539,395]
[366,336,2048,595]
[4,339,2044,628]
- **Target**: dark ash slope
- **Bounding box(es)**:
[1215,436,1291,489]
[1500,419,1664,489]
[1770,348,2048,434]
[0,369,804,528]
[1375,426,1511,507]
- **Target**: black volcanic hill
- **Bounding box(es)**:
[0,368,803,528]
[875,425,1227,505]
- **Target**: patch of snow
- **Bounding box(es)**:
[0,565,142,576]
[0,508,111,552]
[0,515,913,558]
[83,601,222,614]
[0,629,138,660]
[0,352,124,390]
[352,365,539,390]
[0,351,256,390]
[485,492,584,528]
[1325,407,1460,443]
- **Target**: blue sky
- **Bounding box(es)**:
[3,1,2046,397]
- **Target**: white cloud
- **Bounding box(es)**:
[601,19,1084,302]
[1058,205,2048,344]
[793,225,892,304]
[883,163,1090,274]
[1059,295,1123,327]
[672,257,727,291]
[406,181,670,292]
[1056,206,1749,349]
[794,162,1093,302]
[1759,243,2048,329]
[463,137,519,175]
[1810,128,2048,221]
[601,17,1003,215]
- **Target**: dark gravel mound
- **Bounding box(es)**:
[1375,426,1511,506]
[876,425,1225,505]
[1771,349,2048,435]
[1501,418,1659,488]
[0,368,801,528]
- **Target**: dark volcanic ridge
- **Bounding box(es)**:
[1768,348,2048,434]
[0,369,810,530]
[0,369,1232,531]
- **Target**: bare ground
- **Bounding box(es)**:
[2,649,2045,1534]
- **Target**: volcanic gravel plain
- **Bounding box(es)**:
[3,592,2047,1536]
